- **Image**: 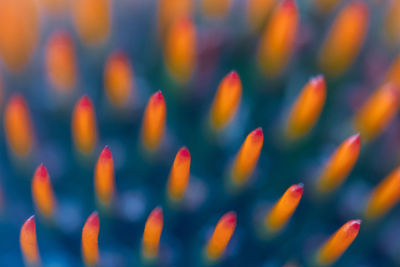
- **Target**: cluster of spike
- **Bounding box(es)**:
[2,0,400,265]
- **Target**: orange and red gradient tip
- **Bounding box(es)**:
[0,0,39,73]
[230,128,264,188]
[141,91,166,152]
[72,0,111,46]
[164,16,196,85]
[72,95,98,155]
[205,211,237,261]
[32,164,56,218]
[265,183,303,233]
[316,220,361,266]
[365,166,400,220]
[82,211,100,267]
[104,51,134,108]
[285,75,326,140]
[95,146,115,207]
[354,83,400,142]
[4,94,34,158]
[46,31,77,94]
[167,147,191,202]
[20,215,40,266]
[257,0,299,78]
[142,207,163,259]
[209,71,242,132]
[318,0,369,77]
[316,133,361,194]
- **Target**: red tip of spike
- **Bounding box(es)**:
[79,95,92,108]
[222,211,237,226]
[151,207,163,220]
[291,183,304,196]
[178,147,190,159]
[87,212,99,227]
[100,146,112,159]
[35,164,48,180]
[153,91,164,103]
[348,133,361,147]
[251,127,264,141]
[350,219,362,230]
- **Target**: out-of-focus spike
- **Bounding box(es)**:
[82,212,100,267]
[265,184,303,233]
[157,0,192,39]
[164,17,196,85]
[46,31,77,94]
[95,146,115,207]
[72,96,98,155]
[365,167,400,219]
[167,147,191,202]
[0,0,39,73]
[209,71,242,132]
[383,54,400,88]
[202,0,232,19]
[313,0,344,14]
[247,0,276,32]
[4,94,34,157]
[205,211,237,261]
[230,128,264,187]
[72,0,110,46]
[316,220,361,266]
[285,75,326,140]
[104,51,134,108]
[354,83,399,141]
[257,0,299,78]
[316,134,361,193]
[142,207,163,259]
[20,215,40,266]
[318,1,369,77]
[384,0,400,47]
[141,91,166,152]
[32,164,56,218]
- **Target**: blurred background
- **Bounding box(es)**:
[0,0,400,266]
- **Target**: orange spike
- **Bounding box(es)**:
[142,207,163,259]
[285,75,326,140]
[72,96,98,155]
[20,215,40,266]
[72,0,110,46]
[46,31,77,94]
[209,71,242,132]
[316,220,361,266]
[157,0,193,39]
[0,0,39,73]
[318,1,369,77]
[141,91,166,152]
[365,166,400,219]
[205,211,237,261]
[384,0,400,47]
[265,184,303,233]
[167,147,191,202]
[316,134,361,193]
[354,83,400,141]
[104,51,134,108]
[313,0,344,14]
[201,0,232,19]
[247,0,277,33]
[82,212,100,267]
[32,164,56,218]
[257,0,299,78]
[95,146,115,206]
[230,128,264,187]
[164,16,196,85]
[4,94,34,157]
[383,54,400,88]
